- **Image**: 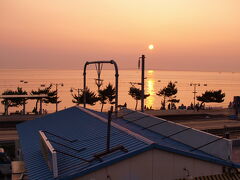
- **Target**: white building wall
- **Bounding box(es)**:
[152,149,222,180]
[76,149,223,180]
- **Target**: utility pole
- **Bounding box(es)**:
[56,84,59,112]
[140,55,145,112]
[19,80,28,115]
[54,83,64,112]
[190,83,207,109]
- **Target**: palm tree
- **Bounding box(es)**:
[128,87,149,110]
[72,87,98,106]
[156,81,179,110]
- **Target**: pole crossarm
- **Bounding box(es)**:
[83,60,119,112]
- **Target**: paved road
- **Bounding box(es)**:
[0,130,18,141]
[0,114,43,142]
[0,114,43,122]
[178,119,240,130]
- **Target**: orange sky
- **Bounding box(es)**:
[1,0,240,71]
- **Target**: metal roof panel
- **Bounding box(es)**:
[17,107,149,180]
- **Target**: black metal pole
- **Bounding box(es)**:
[141,55,145,112]
[23,99,26,115]
[56,84,58,112]
[110,60,119,113]
[40,98,43,114]
[107,106,113,152]
[83,62,88,108]
[193,85,196,109]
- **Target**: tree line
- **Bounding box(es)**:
[1,81,226,114]
[1,85,59,115]
[71,83,116,112]
[72,81,225,111]
[115,81,224,110]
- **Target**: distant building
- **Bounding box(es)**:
[17,107,240,180]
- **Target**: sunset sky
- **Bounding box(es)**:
[1,0,240,71]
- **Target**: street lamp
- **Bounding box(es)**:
[42,83,64,112]
[19,80,28,115]
[40,83,64,113]
[53,83,64,112]
[190,83,207,109]
[70,88,82,105]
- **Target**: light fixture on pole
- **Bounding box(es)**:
[52,83,64,112]
[70,88,82,105]
[190,83,207,109]
[19,80,28,115]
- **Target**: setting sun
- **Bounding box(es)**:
[148,44,154,50]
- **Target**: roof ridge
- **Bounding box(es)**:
[77,107,154,145]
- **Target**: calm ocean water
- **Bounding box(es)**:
[0,69,239,113]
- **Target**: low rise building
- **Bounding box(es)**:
[17,107,240,180]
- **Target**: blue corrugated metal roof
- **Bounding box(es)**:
[17,107,240,180]
[98,110,240,169]
[17,107,150,180]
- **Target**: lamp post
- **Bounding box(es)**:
[54,83,64,112]
[70,88,82,105]
[70,88,81,98]
[190,83,207,109]
[19,80,28,115]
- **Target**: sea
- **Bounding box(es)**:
[0,69,239,113]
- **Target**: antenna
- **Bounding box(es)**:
[94,106,128,159]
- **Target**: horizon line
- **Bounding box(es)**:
[0,67,239,74]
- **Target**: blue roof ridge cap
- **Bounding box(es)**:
[78,107,154,145]
[134,109,232,141]
[121,108,166,121]
[122,109,233,154]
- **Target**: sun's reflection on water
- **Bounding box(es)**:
[146,70,156,109]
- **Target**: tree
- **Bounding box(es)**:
[128,87,150,110]
[104,83,116,104]
[197,90,225,108]
[31,85,59,114]
[1,87,27,115]
[98,88,108,112]
[156,81,179,110]
[72,87,98,106]
[97,83,116,112]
